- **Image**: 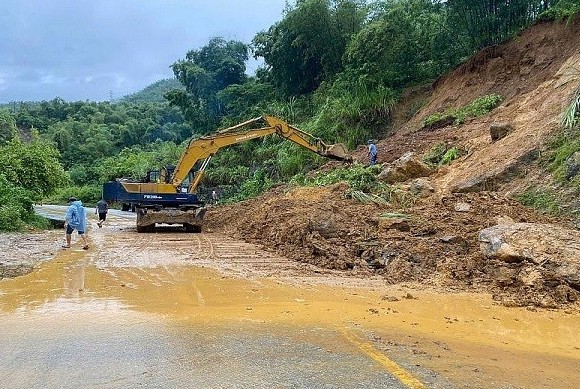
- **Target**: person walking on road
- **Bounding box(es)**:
[63,196,89,250]
[368,140,378,166]
[95,198,108,228]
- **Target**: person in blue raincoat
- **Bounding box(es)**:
[368,140,378,165]
[63,196,89,250]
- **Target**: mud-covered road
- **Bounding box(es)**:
[0,207,579,388]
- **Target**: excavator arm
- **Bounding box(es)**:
[171,115,351,194]
[103,115,351,232]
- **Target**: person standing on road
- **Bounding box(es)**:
[63,197,89,250]
[368,140,378,166]
[95,198,108,228]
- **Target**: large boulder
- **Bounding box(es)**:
[479,222,580,288]
[378,152,433,184]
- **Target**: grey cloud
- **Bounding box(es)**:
[0,0,285,103]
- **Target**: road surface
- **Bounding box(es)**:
[0,206,578,388]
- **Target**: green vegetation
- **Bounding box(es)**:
[291,163,382,193]
[120,79,184,104]
[517,71,579,218]
[423,94,503,128]
[517,187,562,215]
[548,82,580,184]
[0,135,68,231]
[2,0,574,230]
[423,143,463,166]
[290,163,415,207]
[538,0,580,23]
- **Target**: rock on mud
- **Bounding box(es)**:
[378,152,433,184]
[479,222,580,305]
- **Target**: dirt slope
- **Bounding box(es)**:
[207,19,580,309]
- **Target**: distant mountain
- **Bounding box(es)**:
[120,78,184,104]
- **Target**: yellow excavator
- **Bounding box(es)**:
[103,115,351,232]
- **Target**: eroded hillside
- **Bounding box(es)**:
[206,19,580,309]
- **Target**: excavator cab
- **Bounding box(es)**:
[144,165,176,184]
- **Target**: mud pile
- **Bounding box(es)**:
[206,184,578,308]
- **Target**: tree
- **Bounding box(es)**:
[0,109,17,144]
[252,0,368,97]
[443,0,561,50]
[344,0,456,90]
[0,135,69,202]
[167,37,249,131]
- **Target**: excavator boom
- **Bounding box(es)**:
[103,115,351,232]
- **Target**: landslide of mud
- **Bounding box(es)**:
[207,19,580,310]
[206,184,577,309]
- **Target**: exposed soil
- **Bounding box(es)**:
[206,19,580,310]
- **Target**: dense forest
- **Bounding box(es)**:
[1,0,579,231]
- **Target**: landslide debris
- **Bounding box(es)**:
[206,185,578,308]
[208,19,580,309]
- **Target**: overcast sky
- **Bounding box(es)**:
[0,0,287,103]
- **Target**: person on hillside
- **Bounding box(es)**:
[63,196,89,250]
[211,190,218,205]
[95,198,108,228]
[368,140,378,166]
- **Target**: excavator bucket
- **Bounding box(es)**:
[324,143,352,162]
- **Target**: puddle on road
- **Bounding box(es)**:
[1,241,579,388]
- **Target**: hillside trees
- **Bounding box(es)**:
[166,37,249,132]
[3,0,574,210]
[252,0,368,97]
[0,109,17,144]
[443,0,561,49]
[0,135,69,230]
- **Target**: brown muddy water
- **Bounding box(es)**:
[0,209,578,388]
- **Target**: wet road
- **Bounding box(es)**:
[1,207,579,388]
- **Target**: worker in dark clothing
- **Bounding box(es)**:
[368,140,378,165]
[95,198,108,228]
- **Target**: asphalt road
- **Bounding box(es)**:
[0,206,577,388]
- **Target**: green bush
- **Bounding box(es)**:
[0,173,36,231]
[548,84,580,183]
[517,187,561,215]
[538,0,580,23]
[225,168,274,203]
[45,185,103,207]
[0,204,25,231]
[440,147,460,165]
[424,143,462,166]
[292,163,382,193]
[456,94,503,124]
[423,94,503,128]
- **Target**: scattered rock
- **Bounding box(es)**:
[495,216,515,225]
[379,218,410,232]
[479,223,580,289]
[451,148,540,193]
[454,202,471,212]
[439,235,468,247]
[565,151,580,180]
[409,178,435,197]
[378,152,433,184]
[490,122,514,142]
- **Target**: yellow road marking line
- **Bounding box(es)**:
[341,328,426,389]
